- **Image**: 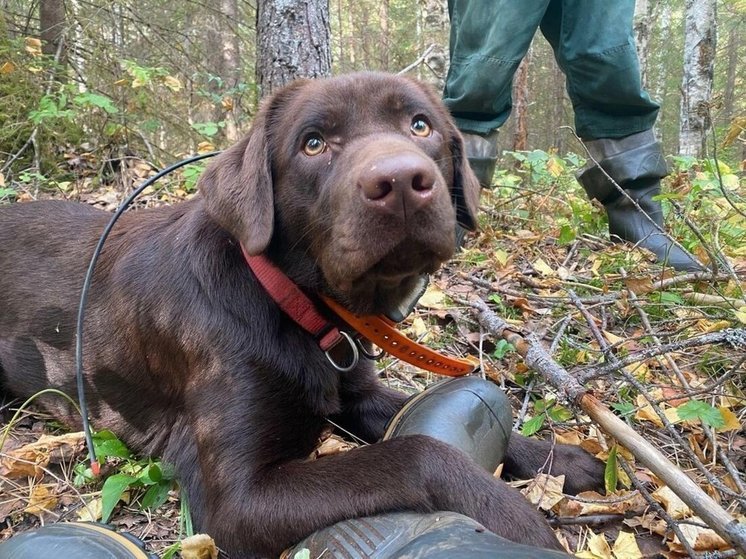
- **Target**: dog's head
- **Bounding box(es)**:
[200,72,479,315]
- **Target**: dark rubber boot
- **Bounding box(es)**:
[382,376,512,473]
[577,130,705,272]
[282,377,566,559]
[0,522,156,559]
[456,131,499,248]
[284,511,571,559]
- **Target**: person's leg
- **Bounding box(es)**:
[443,0,550,136]
[444,0,550,191]
[539,1,703,271]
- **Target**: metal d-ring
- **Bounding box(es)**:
[325,331,359,372]
[356,338,386,361]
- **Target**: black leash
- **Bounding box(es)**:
[75,151,221,474]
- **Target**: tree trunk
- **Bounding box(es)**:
[221,0,241,142]
[378,0,389,69]
[679,0,716,158]
[419,0,448,88]
[256,0,331,98]
[722,24,738,123]
[511,53,530,151]
[633,0,651,89]
[39,0,66,61]
[550,60,567,153]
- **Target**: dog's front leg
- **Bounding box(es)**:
[199,434,563,557]
[330,366,408,443]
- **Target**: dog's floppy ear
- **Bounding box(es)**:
[200,80,307,254]
[200,110,274,254]
[450,131,481,231]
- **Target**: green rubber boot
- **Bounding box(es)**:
[0,522,156,559]
[456,131,499,248]
[577,130,705,272]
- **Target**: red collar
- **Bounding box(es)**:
[241,245,477,377]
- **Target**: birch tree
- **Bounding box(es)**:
[679,0,716,157]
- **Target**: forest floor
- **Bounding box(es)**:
[1,148,745,558]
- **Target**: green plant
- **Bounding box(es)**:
[74,430,176,523]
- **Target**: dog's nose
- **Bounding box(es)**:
[359,152,437,216]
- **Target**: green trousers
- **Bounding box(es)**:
[443,0,660,140]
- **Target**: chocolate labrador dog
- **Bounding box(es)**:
[0,73,602,557]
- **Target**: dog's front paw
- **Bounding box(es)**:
[549,443,606,495]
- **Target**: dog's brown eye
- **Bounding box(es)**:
[303,135,327,156]
[410,118,431,137]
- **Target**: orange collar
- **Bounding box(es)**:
[242,247,477,377]
[321,296,477,377]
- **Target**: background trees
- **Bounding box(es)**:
[0,0,742,184]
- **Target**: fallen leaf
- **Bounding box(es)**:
[533,257,556,277]
[163,75,182,92]
[612,531,642,559]
[24,484,57,516]
[0,61,15,74]
[77,497,103,522]
[25,37,42,56]
[408,316,428,339]
[668,517,730,553]
[624,276,653,295]
[651,486,692,519]
[197,141,215,154]
[577,531,613,559]
[522,473,565,511]
[634,395,663,427]
[716,407,741,432]
[181,534,218,559]
[312,435,354,458]
[417,285,446,309]
[493,248,510,268]
[0,432,85,479]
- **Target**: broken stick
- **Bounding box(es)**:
[469,296,746,555]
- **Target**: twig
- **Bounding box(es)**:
[617,457,698,557]
[397,44,438,76]
[568,289,744,503]
[577,328,746,382]
[468,295,746,554]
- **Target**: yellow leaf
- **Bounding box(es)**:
[417,285,446,309]
[612,531,642,559]
[181,534,218,559]
[221,96,234,111]
[163,75,182,92]
[602,331,625,346]
[409,316,428,339]
[547,156,564,177]
[716,407,741,432]
[25,484,57,516]
[77,497,103,522]
[522,474,566,511]
[493,248,509,268]
[652,486,692,519]
[132,77,146,88]
[0,61,15,74]
[197,141,215,154]
[113,78,129,86]
[578,531,613,559]
[634,395,663,427]
[533,257,556,277]
[734,306,746,325]
[669,517,730,553]
[25,37,42,56]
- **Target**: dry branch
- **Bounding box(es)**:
[468,296,746,555]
